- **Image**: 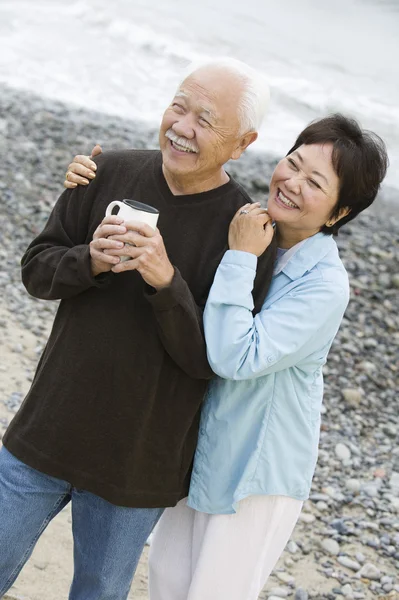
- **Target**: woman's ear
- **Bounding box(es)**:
[326,206,351,227]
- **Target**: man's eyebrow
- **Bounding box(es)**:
[293,150,329,185]
[200,106,216,120]
[175,90,216,121]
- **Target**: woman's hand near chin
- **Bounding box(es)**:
[64,144,102,189]
[228,203,275,257]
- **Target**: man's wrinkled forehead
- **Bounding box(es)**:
[175,89,217,121]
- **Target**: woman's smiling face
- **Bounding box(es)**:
[267,143,341,238]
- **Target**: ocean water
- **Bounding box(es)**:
[0,0,398,192]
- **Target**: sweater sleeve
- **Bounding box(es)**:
[144,243,276,381]
[21,182,111,301]
[145,268,214,380]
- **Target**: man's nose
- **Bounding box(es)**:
[172,115,195,139]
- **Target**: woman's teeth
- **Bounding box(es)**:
[171,140,196,153]
[278,191,299,209]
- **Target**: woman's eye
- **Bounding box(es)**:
[172,103,184,113]
[287,158,298,170]
[309,179,321,189]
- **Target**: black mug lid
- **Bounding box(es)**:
[122,199,159,215]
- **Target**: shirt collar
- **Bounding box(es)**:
[273,232,337,280]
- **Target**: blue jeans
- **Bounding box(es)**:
[0,447,164,599]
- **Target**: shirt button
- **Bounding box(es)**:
[267,355,275,364]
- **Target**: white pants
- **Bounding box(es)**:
[149,495,303,600]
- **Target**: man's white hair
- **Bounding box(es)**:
[179,57,270,135]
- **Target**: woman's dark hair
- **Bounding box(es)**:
[287,114,389,235]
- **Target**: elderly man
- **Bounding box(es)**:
[0,59,273,598]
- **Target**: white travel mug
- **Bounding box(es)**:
[105,199,160,262]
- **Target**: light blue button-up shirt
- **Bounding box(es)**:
[187,232,350,514]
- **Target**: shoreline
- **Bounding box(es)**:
[0,84,398,600]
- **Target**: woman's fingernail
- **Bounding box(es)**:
[116,242,124,247]
[91,163,97,170]
[88,173,95,179]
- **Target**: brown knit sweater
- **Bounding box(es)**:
[4,150,276,507]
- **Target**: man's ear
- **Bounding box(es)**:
[231,132,258,161]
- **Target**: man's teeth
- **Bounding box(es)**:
[171,140,196,153]
[278,191,298,208]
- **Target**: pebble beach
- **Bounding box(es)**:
[0,84,398,600]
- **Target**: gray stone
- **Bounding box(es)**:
[389,471,399,496]
[287,540,299,554]
[309,493,330,502]
[294,589,308,600]
[284,557,294,568]
[346,479,361,493]
[276,572,295,585]
[362,483,380,498]
[337,556,361,571]
[359,360,377,373]
[299,512,316,524]
[388,496,399,511]
[320,538,340,556]
[341,584,353,597]
[11,343,24,353]
[355,552,366,564]
[335,443,351,461]
[383,424,397,437]
[268,587,291,598]
[358,563,381,580]
[378,273,391,287]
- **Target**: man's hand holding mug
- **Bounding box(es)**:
[106,223,174,289]
[100,199,174,290]
[90,215,127,277]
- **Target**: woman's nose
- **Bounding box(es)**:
[285,176,301,196]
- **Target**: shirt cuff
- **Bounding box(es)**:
[144,267,186,311]
[76,244,113,288]
[220,249,258,271]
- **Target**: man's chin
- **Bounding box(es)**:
[162,149,198,174]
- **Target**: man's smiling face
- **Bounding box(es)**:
[159,67,254,191]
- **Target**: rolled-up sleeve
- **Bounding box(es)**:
[204,250,349,381]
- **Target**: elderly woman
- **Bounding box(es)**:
[66,114,387,600]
